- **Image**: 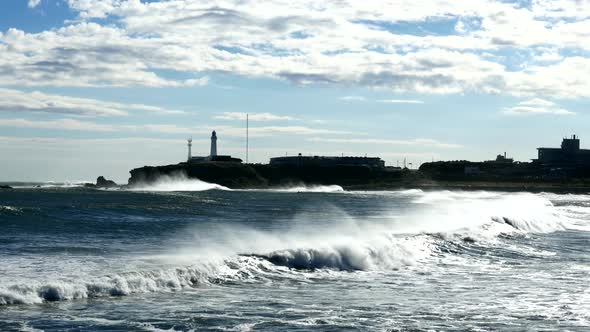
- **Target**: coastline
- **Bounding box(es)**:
[126,162,590,194]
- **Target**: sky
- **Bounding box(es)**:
[0,0,589,182]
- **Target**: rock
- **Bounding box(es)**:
[95,176,118,188]
[0,185,13,189]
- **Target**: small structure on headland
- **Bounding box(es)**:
[270,154,385,168]
[187,131,242,163]
[534,135,590,167]
[487,152,513,164]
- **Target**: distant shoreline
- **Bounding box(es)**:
[125,162,590,195]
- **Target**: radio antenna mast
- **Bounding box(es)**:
[246,113,249,163]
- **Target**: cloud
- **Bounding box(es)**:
[0,117,357,137]
[0,0,587,97]
[308,137,462,149]
[28,0,41,8]
[376,99,424,104]
[238,126,356,137]
[504,106,574,115]
[0,118,116,132]
[215,112,296,121]
[339,96,366,102]
[0,118,200,134]
[183,77,210,87]
[0,88,184,117]
[518,98,555,107]
[503,99,574,115]
[340,96,424,104]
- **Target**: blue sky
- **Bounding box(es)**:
[1,0,589,181]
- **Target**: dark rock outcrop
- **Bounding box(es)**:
[95,176,118,188]
[0,185,13,189]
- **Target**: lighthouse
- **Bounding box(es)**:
[186,130,241,163]
[187,137,192,161]
[210,130,217,157]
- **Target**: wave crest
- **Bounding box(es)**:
[128,173,230,192]
[0,266,211,305]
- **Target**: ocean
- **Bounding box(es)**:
[1,177,589,331]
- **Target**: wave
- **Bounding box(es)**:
[269,184,344,193]
[127,174,230,192]
[0,263,219,305]
[250,234,431,271]
[0,190,578,307]
[7,181,92,189]
[0,255,298,306]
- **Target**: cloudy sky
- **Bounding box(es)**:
[1,0,589,181]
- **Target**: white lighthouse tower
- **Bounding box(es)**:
[187,137,192,162]
[210,130,217,157]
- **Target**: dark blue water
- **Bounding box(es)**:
[1,182,589,331]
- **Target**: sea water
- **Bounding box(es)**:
[0,179,589,331]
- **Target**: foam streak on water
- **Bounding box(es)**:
[0,188,589,331]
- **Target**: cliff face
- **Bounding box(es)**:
[128,162,408,189]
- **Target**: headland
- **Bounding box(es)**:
[126,132,590,193]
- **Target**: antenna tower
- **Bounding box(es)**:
[246,113,249,163]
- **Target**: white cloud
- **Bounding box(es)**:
[504,106,574,115]
[0,118,116,132]
[0,135,197,146]
[503,99,574,115]
[0,117,357,137]
[0,0,587,97]
[377,99,424,104]
[28,0,41,8]
[183,77,210,87]
[308,137,462,149]
[0,88,184,117]
[241,126,356,137]
[339,96,366,102]
[519,98,555,107]
[215,112,296,121]
[340,97,424,104]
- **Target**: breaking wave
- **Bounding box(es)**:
[128,174,230,192]
[0,190,577,306]
[0,256,294,306]
[0,265,211,305]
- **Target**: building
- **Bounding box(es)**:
[187,131,242,163]
[270,154,385,168]
[486,152,513,164]
[535,135,590,167]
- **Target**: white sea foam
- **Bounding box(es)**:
[128,174,230,192]
[268,184,345,193]
[0,205,21,213]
